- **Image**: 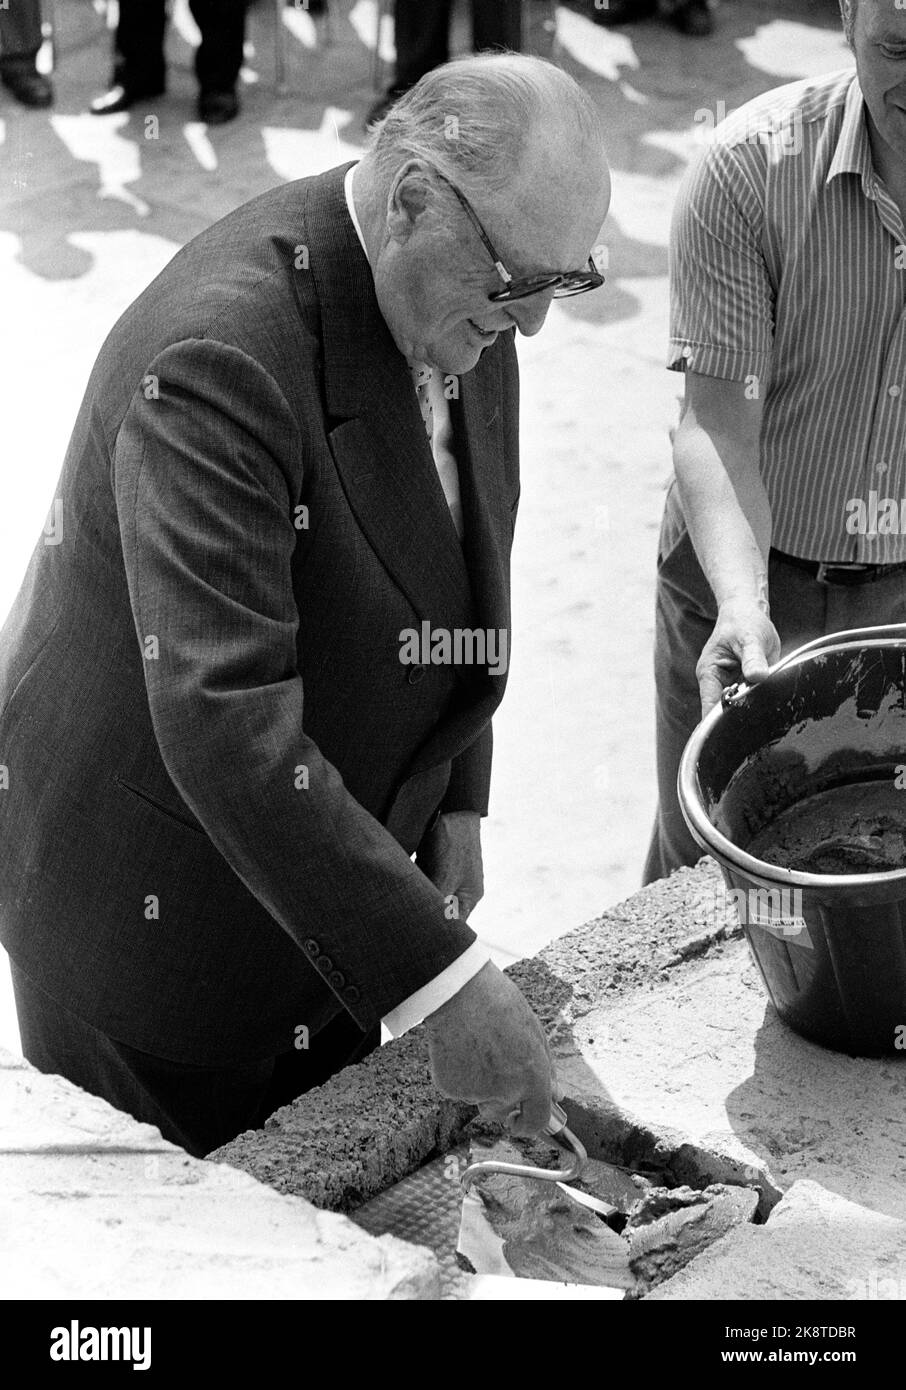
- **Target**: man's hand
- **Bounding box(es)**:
[424,961,556,1135]
[697,597,781,716]
[415,810,484,922]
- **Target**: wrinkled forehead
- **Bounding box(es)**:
[482,151,611,272]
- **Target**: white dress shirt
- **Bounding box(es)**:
[343,163,490,1036]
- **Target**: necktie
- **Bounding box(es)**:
[412,363,434,444]
[411,362,464,541]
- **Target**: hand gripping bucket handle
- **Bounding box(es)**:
[721,623,906,710]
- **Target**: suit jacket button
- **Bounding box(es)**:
[343,986,360,1003]
[304,939,319,955]
[317,955,333,972]
[328,970,345,989]
[407,664,427,684]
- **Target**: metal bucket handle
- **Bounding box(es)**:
[722,623,906,709]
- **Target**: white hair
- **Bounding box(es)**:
[368,52,605,200]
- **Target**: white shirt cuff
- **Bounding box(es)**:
[382,940,491,1038]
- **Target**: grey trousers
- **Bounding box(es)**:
[642,479,906,884]
[0,0,43,69]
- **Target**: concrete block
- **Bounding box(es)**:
[0,1063,176,1153]
[209,1030,471,1211]
[1,1052,441,1299]
[0,1182,439,1300]
[646,1180,906,1301]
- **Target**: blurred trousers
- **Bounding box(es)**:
[393,0,523,92]
[111,0,248,94]
[642,479,906,885]
[0,0,43,69]
[11,959,380,1158]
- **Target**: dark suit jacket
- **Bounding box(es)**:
[0,161,520,1064]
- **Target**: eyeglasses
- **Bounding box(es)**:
[430,166,606,303]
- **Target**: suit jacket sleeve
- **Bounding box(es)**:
[112,336,477,1030]
[438,721,492,816]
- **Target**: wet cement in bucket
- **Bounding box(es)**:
[745,779,906,874]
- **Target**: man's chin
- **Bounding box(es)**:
[427,345,484,376]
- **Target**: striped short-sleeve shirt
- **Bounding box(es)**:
[669,67,906,563]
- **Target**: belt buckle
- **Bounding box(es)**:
[815,561,873,585]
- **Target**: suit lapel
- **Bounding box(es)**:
[303,164,472,628]
[453,342,513,644]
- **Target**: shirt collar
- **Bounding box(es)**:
[826,73,876,198]
[344,162,370,267]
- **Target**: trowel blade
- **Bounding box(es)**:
[555,1181,619,1218]
[457,1190,514,1277]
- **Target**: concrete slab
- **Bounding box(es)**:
[552,937,906,1223]
[1,1046,440,1299]
[646,1180,906,1302]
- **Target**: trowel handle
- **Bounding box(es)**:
[543,1101,568,1137]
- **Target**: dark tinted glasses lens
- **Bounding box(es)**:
[489,275,562,303]
[552,274,603,298]
[490,271,605,302]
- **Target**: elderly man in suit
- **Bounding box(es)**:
[0,54,611,1157]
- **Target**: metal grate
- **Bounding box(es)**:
[349,1146,474,1300]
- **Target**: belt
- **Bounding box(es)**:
[772,549,906,586]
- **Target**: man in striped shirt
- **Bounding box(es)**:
[644,0,906,882]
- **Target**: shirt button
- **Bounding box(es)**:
[877,461,888,474]
[328,970,345,989]
[304,939,319,955]
[889,385,901,398]
[343,986,360,1004]
[316,954,333,972]
[407,664,427,684]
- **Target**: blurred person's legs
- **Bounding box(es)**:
[92,0,246,120]
[592,0,714,34]
[92,0,166,114]
[393,0,452,92]
[592,0,657,26]
[368,0,523,129]
[471,0,522,56]
[190,0,247,122]
[0,0,52,107]
[660,0,714,36]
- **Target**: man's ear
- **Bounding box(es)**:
[386,162,434,244]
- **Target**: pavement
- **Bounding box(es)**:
[0,0,855,1054]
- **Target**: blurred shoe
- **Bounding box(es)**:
[591,0,656,25]
[198,89,240,125]
[91,82,164,115]
[0,67,53,108]
[365,87,405,131]
[670,0,714,35]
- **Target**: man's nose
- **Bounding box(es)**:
[507,292,555,337]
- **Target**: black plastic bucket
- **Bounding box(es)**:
[678,625,906,1056]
